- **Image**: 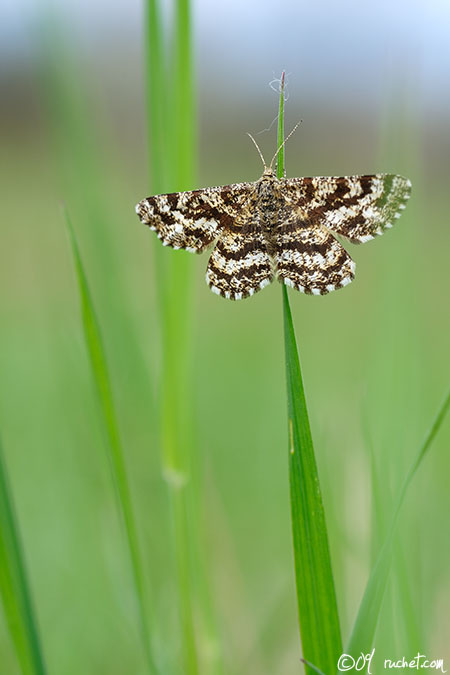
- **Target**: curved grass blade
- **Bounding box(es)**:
[346,386,450,658]
[0,437,47,675]
[278,72,343,674]
[64,208,158,675]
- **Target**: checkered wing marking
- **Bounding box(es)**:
[135,182,256,253]
[283,174,411,243]
[275,222,355,295]
[206,228,273,300]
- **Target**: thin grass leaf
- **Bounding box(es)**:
[301,658,327,675]
[144,1,199,671]
[143,0,224,672]
[278,72,343,675]
[0,437,47,675]
[171,4,224,672]
[145,0,167,195]
[172,0,196,190]
[347,387,450,657]
[64,208,158,675]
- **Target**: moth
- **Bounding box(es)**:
[135,131,411,300]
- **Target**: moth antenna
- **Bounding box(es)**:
[247,132,267,170]
[269,119,302,170]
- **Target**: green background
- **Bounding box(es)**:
[1,1,449,672]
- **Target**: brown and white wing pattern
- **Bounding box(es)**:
[136,171,411,300]
[275,221,355,295]
[206,228,273,300]
[283,174,411,243]
[135,182,256,253]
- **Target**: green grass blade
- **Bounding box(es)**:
[168,5,200,674]
[172,0,196,190]
[347,386,450,656]
[278,72,343,674]
[173,6,224,669]
[64,208,158,675]
[276,73,285,181]
[0,437,47,675]
[145,0,166,195]
[144,0,218,673]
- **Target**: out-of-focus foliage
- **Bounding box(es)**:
[0,2,449,672]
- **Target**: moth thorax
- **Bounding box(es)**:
[258,179,275,201]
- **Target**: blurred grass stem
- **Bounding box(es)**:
[144,1,222,673]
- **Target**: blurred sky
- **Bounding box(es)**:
[2,0,450,114]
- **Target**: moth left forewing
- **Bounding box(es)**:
[282,174,411,243]
[136,181,256,253]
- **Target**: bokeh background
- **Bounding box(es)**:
[1,0,450,673]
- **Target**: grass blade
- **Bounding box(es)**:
[278,72,343,674]
[167,4,200,674]
[144,0,222,672]
[347,387,450,656]
[172,0,196,190]
[145,0,167,195]
[64,208,158,675]
[301,659,327,675]
[0,437,47,675]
